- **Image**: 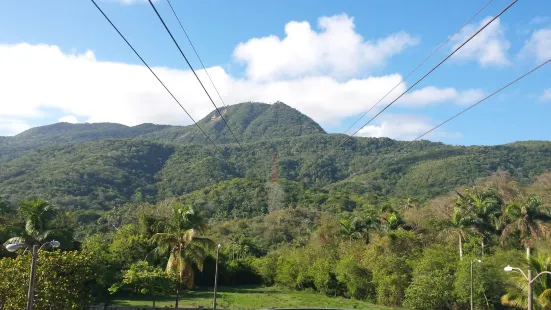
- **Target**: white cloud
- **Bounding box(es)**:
[400,87,485,106]
[0,42,484,135]
[450,17,510,67]
[0,117,31,136]
[519,28,551,62]
[540,89,551,102]
[58,115,79,123]
[357,114,461,141]
[233,14,419,81]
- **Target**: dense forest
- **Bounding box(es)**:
[1,102,551,212]
[2,101,551,309]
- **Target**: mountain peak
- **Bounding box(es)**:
[191,101,325,143]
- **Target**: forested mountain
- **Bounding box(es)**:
[0,102,325,161]
[1,101,551,212]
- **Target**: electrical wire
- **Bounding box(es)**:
[395,57,551,153]
[165,0,229,109]
[148,0,243,148]
[89,0,222,153]
[336,0,518,149]
[338,0,493,138]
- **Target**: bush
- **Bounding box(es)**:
[335,256,374,300]
[0,250,95,309]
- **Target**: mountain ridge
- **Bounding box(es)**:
[1,101,551,212]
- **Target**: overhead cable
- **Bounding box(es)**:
[148,0,243,148]
[165,0,229,109]
[396,57,551,153]
[338,0,493,140]
[337,0,518,149]
[90,0,222,153]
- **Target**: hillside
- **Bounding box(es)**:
[1,115,551,211]
[138,101,326,144]
[0,102,325,161]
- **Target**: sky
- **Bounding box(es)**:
[0,0,550,145]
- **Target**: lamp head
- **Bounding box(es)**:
[218,244,222,248]
[5,243,21,252]
[477,259,482,263]
[504,265,513,272]
[50,240,60,248]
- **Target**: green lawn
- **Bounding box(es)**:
[112,286,395,309]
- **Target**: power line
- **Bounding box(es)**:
[147,0,243,148]
[337,0,517,149]
[338,0,493,139]
[165,0,228,109]
[89,0,222,153]
[396,57,551,153]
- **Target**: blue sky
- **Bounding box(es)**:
[0,0,550,145]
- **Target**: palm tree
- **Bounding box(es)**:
[149,204,213,308]
[3,199,66,247]
[339,217,362,245]
[501,196,551,260]
[454,187,502,256]
[502,252,551,309]
[401,197,419,212]
[444,208,473,261]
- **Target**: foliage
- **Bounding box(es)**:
[403,246,458,310]
[0,250,95,310]
[364,230,422,306]
[149,204,213,289]
[109,261,173,298]
[335,255,374,300]
[501,252,551,309]
[2,104,551,309]
[3,102,551,211]
[109,224,151,268]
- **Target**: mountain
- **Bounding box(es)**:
[1,101,551,212]
[0,122,170,161]
[138,101,326,144]
[0,102,324,160]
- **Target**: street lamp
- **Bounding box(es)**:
[213,243,221,310]
[471,259,482,310]
[503,265,551,310]
[5,240,60,310]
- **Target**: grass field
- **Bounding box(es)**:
[112,286,395,309]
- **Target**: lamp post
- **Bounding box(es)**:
[213,243,221,310]
[471,259,481,310]
[504,265,551,310]
[5,240,60,310]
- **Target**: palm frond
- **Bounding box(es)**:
[538,288,551,307]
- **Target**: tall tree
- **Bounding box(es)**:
[501,196,551,259]
[502,252,551,309]
[149,204,213,308]
[4,199,72,248]
[444,211,472,261]
[454,187,502,256]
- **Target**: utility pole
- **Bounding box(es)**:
[213,244,221,310]
[527,269,532,310]
[27,245,39,310]
[504,265,551,310]
[470,259,481,310]
[5,240,61,310]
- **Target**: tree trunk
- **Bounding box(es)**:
[459,234,463,261]
[175,280,180,309]
[481,239,485,256]
[152,299,156,308]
